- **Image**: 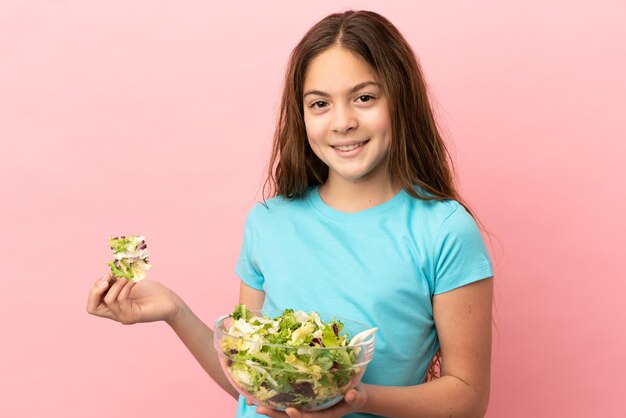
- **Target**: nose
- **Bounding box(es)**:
[331,104,357,134]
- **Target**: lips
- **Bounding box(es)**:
[332,139,369,152]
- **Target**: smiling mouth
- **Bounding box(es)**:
[332,140,369,152]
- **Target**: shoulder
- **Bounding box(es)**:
[251,192,310,214]
[401,188,481,245]
[244,191,313,226]
[412,198,485,258]
[404,188,466,226]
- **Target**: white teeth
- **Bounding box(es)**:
[334,142,365,151]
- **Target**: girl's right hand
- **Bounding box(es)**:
[86,273,180,325]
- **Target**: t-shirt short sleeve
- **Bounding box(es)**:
[433,203,493,294]
[235,207,264,291]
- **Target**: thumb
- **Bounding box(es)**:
[345,389,358,404]
[284,408,301,418]
[344,387,366,407]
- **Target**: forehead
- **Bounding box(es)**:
[303,46,378,92]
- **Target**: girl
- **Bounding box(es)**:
[87,10,493,418]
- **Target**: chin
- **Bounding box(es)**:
[335,171,372,183]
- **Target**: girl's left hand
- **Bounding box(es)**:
[252,385,368,418]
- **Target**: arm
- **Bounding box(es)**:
[361,277,493,418]
[166,281,265,400]
[256,278,492,418]
[87,274,265,401]
[239,280,266,310]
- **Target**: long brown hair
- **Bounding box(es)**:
[264,10,468,214]
[263,10,489,381]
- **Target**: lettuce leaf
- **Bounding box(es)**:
[108,235,151,282]
[220,305,361,410]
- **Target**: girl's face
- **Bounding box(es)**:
[302,47,392,187]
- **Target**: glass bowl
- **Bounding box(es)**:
[214,311,375,412]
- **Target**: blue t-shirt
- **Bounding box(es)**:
[234,186,493,418]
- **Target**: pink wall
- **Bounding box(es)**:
[1,1,624,417]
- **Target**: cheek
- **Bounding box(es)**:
[307,137,324,162]
[304,126,327,163]
[374,110,392,132]
[372,111,392,145]
[304,117,324,148]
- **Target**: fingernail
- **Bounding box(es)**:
[99,280,109,288]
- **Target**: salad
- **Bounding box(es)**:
[107,235,151,282]
[218,305,368,410]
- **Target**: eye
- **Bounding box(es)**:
[356,94,375,103]
[310,100,328,109]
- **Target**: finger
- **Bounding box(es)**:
[345,388,359,404]
[288,393,357,418]
[255,406,288,417]
[86,274,112,315]
[116,280,139,322]
[118,280,137,302]
[102,277,129,317]
[284,408,302,418]
[320,389,365,416]
[103,277,127,305]
[346,387,367,408]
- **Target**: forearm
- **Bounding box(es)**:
[166,301,239,400]
[361,376,489,418]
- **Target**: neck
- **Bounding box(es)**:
[319,173,400,213]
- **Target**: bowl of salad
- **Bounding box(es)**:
[214,305,376,412]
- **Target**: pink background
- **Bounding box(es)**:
[1,1,624,417]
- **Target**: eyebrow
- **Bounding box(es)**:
[303,81,381,99]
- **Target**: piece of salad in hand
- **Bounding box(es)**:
[215,305,375,411]
[107,235,151,282]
